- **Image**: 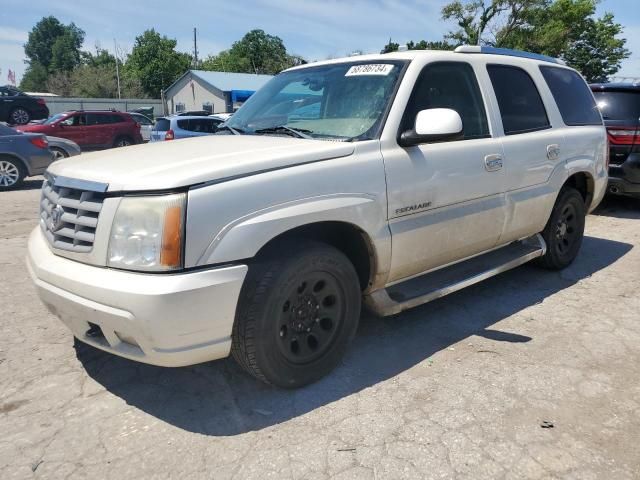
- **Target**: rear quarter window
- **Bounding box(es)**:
[540,67,602,126]
[487,65,550,135]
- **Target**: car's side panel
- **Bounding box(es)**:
[185,141,391,290]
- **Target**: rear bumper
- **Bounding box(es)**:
[608,176,640,197]
[27,227,248,367]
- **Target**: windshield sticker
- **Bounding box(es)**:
[345,64,394,76]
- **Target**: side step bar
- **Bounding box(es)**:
[365,234,546,316]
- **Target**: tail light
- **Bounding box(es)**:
[36,98,46,106]
[165,129,174,141]
[606,127,640,145]
[29,136,48,149]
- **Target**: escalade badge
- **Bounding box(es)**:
[50,205,65,231]
[395,202,431,216]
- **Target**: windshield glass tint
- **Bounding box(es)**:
[44,113,68,125]
[593,91,640,121]
[154,119,170,131]
[225,61,406,141]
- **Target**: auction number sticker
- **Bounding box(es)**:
[345,64,395,76]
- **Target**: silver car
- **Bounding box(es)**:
[129,113,154,142]
[47,136,82,160]
[150,115,224,142]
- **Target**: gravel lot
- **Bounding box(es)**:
[1,178,639,480]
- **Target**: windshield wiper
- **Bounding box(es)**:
[254,125,314,139]
[216,124,244,135]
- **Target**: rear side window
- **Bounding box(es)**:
[592,91,640,121]
[178,118,218,133]
[154,119,170,131]
[487,65,550,135]
[540,67,602,126]
[401,62,490,140]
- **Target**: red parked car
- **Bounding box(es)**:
[17,110,143,150]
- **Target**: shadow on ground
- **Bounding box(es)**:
[75,235,632,436]
[592,195,640,220]
[19,179,44,191]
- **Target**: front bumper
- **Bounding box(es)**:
[27,227,248,367]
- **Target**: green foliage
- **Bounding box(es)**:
[562,13,631,82]
[124,29,191,97]
[19,62,49,91]
[439,0,630,80]
[381,39,455,53]
[201,29,303,75]
[24,16,84,71]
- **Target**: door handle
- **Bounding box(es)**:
[484,154,503,172]
[547,144,560,160]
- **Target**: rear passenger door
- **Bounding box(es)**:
[383,61,507,283]
[486,64,566,242]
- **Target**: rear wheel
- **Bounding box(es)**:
[537,187,586,270]
[50,147,69,160]
[0,157,26,190]
[232,241,361,388]
[9,107,30,125]
[113,136,133,148]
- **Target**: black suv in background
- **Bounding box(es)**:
[591,83,640,198]
[0,85,50,125]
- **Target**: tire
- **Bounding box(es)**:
[536,187,586,270]
[0,156,26,190]
[232,240,362,388]
[9,107,30,125]
[113,136,133,148]
[50,147,69,160]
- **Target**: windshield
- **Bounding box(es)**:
[44,113,68,125]
[224,60,406,141]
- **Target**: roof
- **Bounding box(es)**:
[590,82,640,92]
[189,70,273,92]
[285,46,570,72]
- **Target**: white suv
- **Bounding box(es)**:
[28,46,607,387]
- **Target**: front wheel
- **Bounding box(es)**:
[536,187,586,270]
[9,107,30,125]
[232,241,361,388]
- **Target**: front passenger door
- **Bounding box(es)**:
[382,61,506,283]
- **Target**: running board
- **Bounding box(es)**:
[365,234,546,316]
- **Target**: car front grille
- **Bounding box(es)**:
[39,176,106,253]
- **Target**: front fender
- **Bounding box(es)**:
[196,193,390,279]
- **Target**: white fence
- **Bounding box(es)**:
[43,97,164,117]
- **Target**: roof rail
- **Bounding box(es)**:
[454,45,565,65]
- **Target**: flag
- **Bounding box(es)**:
[7,69,16,86]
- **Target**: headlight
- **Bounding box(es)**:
[108,193,185,272]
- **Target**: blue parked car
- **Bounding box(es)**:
[150,115,225,142]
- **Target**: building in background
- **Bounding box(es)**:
[163,70,273,114]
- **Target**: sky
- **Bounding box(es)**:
[1,0,639,86]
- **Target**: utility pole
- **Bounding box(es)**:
[193,28,199,69]
[114,39,121,99]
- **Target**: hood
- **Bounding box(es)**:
[47,135,355,191]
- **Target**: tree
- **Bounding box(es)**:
[381,39,455,53]
[562,13,630,82]
[202,29,303,75]
[124,29,191,98]
[21,16,85,91]
[19,62,48,91]
[440,0,630,79]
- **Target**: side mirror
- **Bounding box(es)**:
[399,108,463,147]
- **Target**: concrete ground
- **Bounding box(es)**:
[1,178,639,480]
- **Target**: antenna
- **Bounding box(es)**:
[193,28,199,68]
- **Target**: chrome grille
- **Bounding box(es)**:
[40,176,106,253]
